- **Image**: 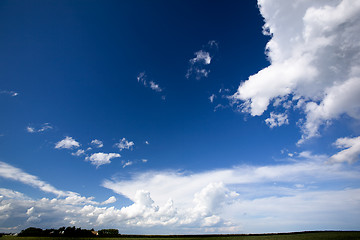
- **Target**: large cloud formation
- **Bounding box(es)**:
[231,0,360,143]
[1,154,360,234]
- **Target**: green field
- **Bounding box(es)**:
[2,232,360,240]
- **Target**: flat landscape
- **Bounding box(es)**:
[2,232,360,240]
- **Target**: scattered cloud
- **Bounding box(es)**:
[330,136,360,164]
[115,138,134,151]
[209,94,215,103]
[186,41,218,80]
[149,81,162,92]
[230,0,360,143]
[122,161,133,168]
[0,90,18,97]
[55,136,80,149]
[137,72,164,96]
[71,149,85,156]
[91,139,103,148]
[85,152,121,167]
[265,112,289,128]
[26,123,53,133]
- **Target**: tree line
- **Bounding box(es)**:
[18,226,119,237]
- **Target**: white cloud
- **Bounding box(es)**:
[115,138,134,151]
[0,90,18,97]
[26,123,53,133]
[86,152,121,167]
[149,81,162,92]
[1,155,360,233]
[0,161,69,197]
[209,94,215,103]
[102,196,117,205]
[330,136,360,163]
[71,149,85,156]
[145,141,149,145]
[231,0,360,142]
[186,41,218,80]
[91,139,103,148]
[190,50,212,65]
[55,136,80,149]
[122,161,133,168]
[265,112,289,128]
[137,72,163,94]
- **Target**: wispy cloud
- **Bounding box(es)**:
[26,123,53,133]
[115,138,134,151]
[230,0,360,143]
[55,136,80,149]
[186,40,218,80]
[0,90,18,97]
[137,72,164,96]
[71,149,85,156]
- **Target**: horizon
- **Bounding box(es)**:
[1,0,360,235]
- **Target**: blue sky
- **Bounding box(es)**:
[1,0,360,234]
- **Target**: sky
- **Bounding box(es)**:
[1,0,360,235]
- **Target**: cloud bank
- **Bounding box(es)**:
[1,152,360,234]
[231,0,360,143]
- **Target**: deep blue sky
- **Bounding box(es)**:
[1,0,359,234]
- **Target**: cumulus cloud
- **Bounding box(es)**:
[265,112,289,128]
[186,41,218,80]
[55,136,80,149]
[26,123,53,133]
[330,136,360,163]
[85,153,121,167]
[231,0,360,142]
[1,155,360,233]
[91,139,103,148]
[115,138,134,151]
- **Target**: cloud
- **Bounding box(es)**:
[149,81,162,92]
[26,123,53,133]
[137,72,163,94]
[209,94,215,103]
[330,136,360,163]
[115,138,134,151]
[122,161,133,168]
[71,149,85,156]
[55,136,80,149]
[102,196,117,205]
[0,161,69,197]
[1,154,360,233]
[265,112,289,128]
[0,90,18,97]
[230,0,360,142]
[91,139,103,148]
[186,41,218,80]
[85,153,121,167]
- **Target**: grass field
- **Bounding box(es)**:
[2,232,360,240]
